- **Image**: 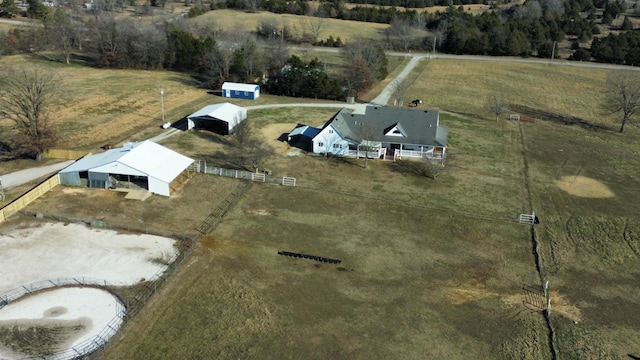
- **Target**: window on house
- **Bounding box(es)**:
[318,142,324,147]
[333,144,342,149]
[329,129,334,134]
[244,91,248,96]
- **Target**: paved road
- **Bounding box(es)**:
[245,102,369,114]
[295,46,640,72]
[1,160,74,190]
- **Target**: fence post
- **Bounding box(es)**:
[545,280,551,315]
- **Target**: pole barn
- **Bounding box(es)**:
[58,141,193,197]
[187,103,248,135]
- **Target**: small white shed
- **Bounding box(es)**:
[221,82,260,100]
[187,103,248,135]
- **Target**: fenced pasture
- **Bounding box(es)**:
[411,60,617,131]
[103,113,640,359]
[3,52,640,358]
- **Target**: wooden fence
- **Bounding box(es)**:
[44,149,92,160]
[0,175,59,222]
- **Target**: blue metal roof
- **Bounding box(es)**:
[289,125,320,138]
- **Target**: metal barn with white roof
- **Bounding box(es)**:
[221,82,260,100]
[187,102,248,135]
[58,141,194,197]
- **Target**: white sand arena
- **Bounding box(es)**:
[0,222,179,359]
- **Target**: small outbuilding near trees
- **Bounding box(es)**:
[221,82,260,100]
[58,140,194,197]
[187,102,248,135]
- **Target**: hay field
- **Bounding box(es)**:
[410,59,613,128]
[192,9,389,43]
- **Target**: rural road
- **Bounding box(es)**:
[1,160,74,190]
[0,18,41,27]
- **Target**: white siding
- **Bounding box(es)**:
[148,177,170,197]
[312,125,350,155]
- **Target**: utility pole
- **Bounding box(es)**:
[432,36,436,53]
[160,86,165,123]
[550,41,556,63]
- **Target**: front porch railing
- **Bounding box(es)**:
[346,148,387,159]
[394,149,443,160]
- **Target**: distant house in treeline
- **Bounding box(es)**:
[221,82,260,100]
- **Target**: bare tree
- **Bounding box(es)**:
[231,119,253,147]
[397,157,446,179]
[355,123,382,169]
[386,17,412,51]
[243,137,275,173]
[307,10,327,44]
[341,39,388,96]
[389,77,411,106]
[234,35,262,82]
[263,37,289,78]
[485,93,510,121]
[44,8,77,64]
[204,40,236,87]
[0,68,61,160]
[243,0,259,12]
[605,71,640,133]
[221,120,274,172]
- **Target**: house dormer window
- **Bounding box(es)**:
[329,129,334,134]
[385,124,406,137]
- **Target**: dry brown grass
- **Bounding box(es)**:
[192,9,389,43]
[409,59,615,128]
[3,46,640,359]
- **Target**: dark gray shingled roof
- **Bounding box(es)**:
[321,106,448,147]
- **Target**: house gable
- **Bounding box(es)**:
[384,123,406,137]
[328,106,446,148]
[312,123,351,155]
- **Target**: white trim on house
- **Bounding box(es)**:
[312,124,352,156]
[384,124,406,137]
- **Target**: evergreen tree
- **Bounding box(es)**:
[0,0,19,18]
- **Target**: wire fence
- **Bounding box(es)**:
[197,180,250,234]
[5,212,199,360]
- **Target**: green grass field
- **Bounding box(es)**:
[4,47,640,358]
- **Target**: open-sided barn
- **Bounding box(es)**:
[187,103,247,135]
[221,82,260,100]
[58,141,194,197]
